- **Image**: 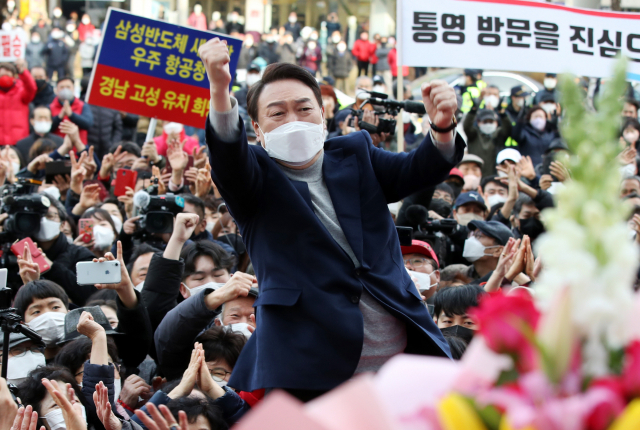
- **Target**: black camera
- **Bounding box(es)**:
[419,218,458,236]
[1,183,51,238]
[138,193,185,234]
[351,90,427,136]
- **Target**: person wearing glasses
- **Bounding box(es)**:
[401,240,441,301]
[0,333,46,385]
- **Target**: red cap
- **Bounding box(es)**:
[401,240,439,268]
[449,167,464,180]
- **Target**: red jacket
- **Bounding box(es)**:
[50,97,91,144]
[154,129,199,157]
[388,48,409,77]
[0,70,36,145]
[351,39,376,62]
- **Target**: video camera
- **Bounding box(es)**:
[0,180,50,241]
[398,204,459,265]
[135,181,185,235]
[350,90,427,136]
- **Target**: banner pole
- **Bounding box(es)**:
[146,117,157,143]
[396,0,404,153]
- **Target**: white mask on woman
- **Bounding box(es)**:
[34,217,61,242]
[110,215,123,233]
[93,225,115,249]
[530,117,546,131]
[257,117,325,165]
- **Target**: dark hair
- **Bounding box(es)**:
[98,198,127,225]
[30,105,52,119]
[48,196,68,222]
[435,182,454,198]
[0,62,17,75]
[487,84,500,92]
[246,63,322,121]
[480,176,507,193]
[81,207,117,237]
[5,145,25,168]
[622,117,640,135]
[56,76,74,86]
[525,105,546,123]
[109,141,141,158]
[181,241,235,280]
[195,326,246,368]
[14,280,69,319]
[85,298,117,312]
[166,397,228,430]
[433,284,485,319]
[28,138,58,161]
[85,288,118,303]
[513,194,535,217]
[203,195,222,214]
[63,216,78,239]
[444,335,468,360]
[439,264,473,286]
[181,194,206,220]
[17,366,88,430]
[54,336,120,376]
[625,98,640,111]
[127,243,160,275]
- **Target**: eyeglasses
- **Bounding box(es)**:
[404,257,430,268]
[208,367,232,382]
[0,345,45,364]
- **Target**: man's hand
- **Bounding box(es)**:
[100,146,125,179]
[73,183,100,215]
[171,213,199,244]
[93,382,122,430]
[539,174,553,191]
[141,141,160,164]
[70,152,87,195]
[9,405,40,430]
[517,155,536,181]
[198,37,232,112]
[118,375,151,409]
[77,311,106,340]
[167,140,188,172]
[135,404,188,430]
[550,160,569,183]
[421,80,457,142]
[192,146,208,169]
[82,146,97,179]
[59,100,73,118]
[93,241,138,309]
[194,343,224,399]
[194,165,213,199]
[206,272,255,310]
[484,237,520,292]
[505,235,530,282]
[17,245,40,285]
[123,216,140,236]
[117,187,134,219]
[59,120,80,141]
[168,348,201,398]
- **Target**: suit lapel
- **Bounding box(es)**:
[323,149,364,266]
[290,180,313,210]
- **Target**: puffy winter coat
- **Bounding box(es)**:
[0,70,37,145]
[87,105,123,160]
[329,51,353,79]
[351,39,375,62]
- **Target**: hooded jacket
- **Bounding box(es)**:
[0,69,37,145]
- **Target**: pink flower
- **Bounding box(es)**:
[585,378,626,430]
[622,340,640,399]
[469,291,540,372]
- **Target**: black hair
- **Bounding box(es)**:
[434,182,454,198]
[126,243,160,275]
[166,396,228,430]
[480,176,507,193]
[525,105,546,123]
[444,335,468,360]
[513,194,536,217]
[85,298,117,312]
[181,194,206,220]
[195,326,246,369]
[47,196,68,222]
[81,207,117,237]
[622,117,640,135]
[85,288,118,303]
[181,241,235,280]
[28,138,58,162]
[56,76,74,86]
[109,141,141,158]
[14,280,69,320]
[439,264,473,285]
[30,105,52,119]
[54,336,120,376]
[247,63,322,122]
[433,284,485,319]
[4,145,26,169]
[98,198,127,224]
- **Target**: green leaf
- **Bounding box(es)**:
[495,367,519,386]
[464,397,502,430]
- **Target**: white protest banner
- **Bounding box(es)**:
[399,0,640,79]
[0,28,26,62]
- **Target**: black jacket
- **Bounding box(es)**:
[32,82,56,108]
[121,112,139,142]
[87,105,123,160]
[16,132,63,161]
[114,289,153,371]
[42,233,97,305]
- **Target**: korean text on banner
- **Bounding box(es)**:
[86,8,242,129]
[400,0,640,79]
[0,29,26,62]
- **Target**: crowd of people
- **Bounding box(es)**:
[1,3,640,430]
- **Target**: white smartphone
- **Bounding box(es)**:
[76,261,122,285]
[0,268,7,290]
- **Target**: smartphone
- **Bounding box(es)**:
[0,268,7,290]
[114,169,138,197]
[78,218,95,244]
[540,155,559,182]
[10,237,50,273]
[163,155,195,184]
[44,160,71,184]
[396,226,413,247]
[76,261,121,285]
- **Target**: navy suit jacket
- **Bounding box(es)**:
[206,116,466,392]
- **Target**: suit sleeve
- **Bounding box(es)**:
[367,130,466,203]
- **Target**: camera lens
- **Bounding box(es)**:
[15,213,40,234]
[145,212,174,234]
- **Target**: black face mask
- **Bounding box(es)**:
[429,198,452,219]
[519,217,545,241]
[440,325,475,343]
[446,181,462,198]
[35,79,48,91]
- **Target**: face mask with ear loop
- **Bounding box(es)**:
[256,114,325,165]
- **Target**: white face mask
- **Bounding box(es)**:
[514,98,525,108]
[194,5,202,14]
[407,269,436,293]
[111,215,123,233]
[455,212,483,227]
[486,194,507,208]
[57,88,74,102]
[34,120,52,134]
[31,36,41,44]
[66,25,75,33]
[164,122,183,135]
[185,281,224,298]
[337,43,346,52]
[53,9,62,18]
[66,235,74,245]
[463,237,500,262]
[35,217,61,242]
[624,131,639,144]
[42,187,61,202]
[289,15,297,23]
[478,122,497,135]
[216,379,228,387]
[12,161,20,176]
[483,95,499,109]
[225,322,253,339]
[51,30,64,40]
[544,78,557,90]
[44,405,86,430]
[541,103,556,115]
[7,350,46,384]
[530,117,546,131]
[308,41,317,50]
[27,312,66,347]
[258,118,325,165]
[206,221,215,232]
[245,73,260,87]
[93,225,115,249]
[82,17,90,25]
[134,281,144,292]
[372,85,386,93]
[332,35,341,43]
[113,378,121,401]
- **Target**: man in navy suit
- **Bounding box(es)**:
[199,38,466,401]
